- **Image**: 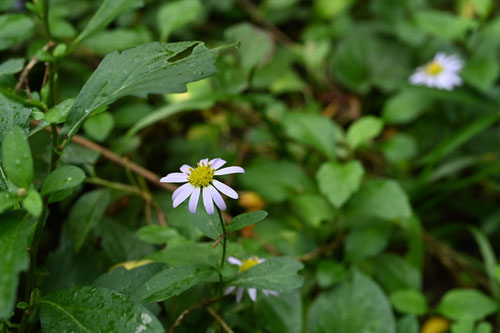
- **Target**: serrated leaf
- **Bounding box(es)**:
[3,127,33,188]
[0,212,31,319]
[317,160,364,208]
[227,211,268,233]
[132,265,213,302]
[72,0,144,46]
[59,41,221,146]
[0,14,34,51]
[68,189,110,251]
[93,263,165,294]
[230,257,304,292]
[0,95,31,158]
[39,286,163,333]
[437,289,498,321]
[346,116,384,150]
[22,189,42,217]
[41,166,85,196]
[307,270,396,333]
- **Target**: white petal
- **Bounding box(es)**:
[228,256,242,266]
[188,187,200,214]
[208,185,226,211]
[258,258,266,264]
[172,183,192,202]
[236,288,244,303]
[202,187,214,215]
[224,286,236,295]
[248,288,257,302]
[160,172,188,183]
[214,166,245,176]
[212,180,238,199]
[180,164,192,174]
[210,158,227,170]
[173,184,195,208]
[263,290,279,297]
[199,158,209,165]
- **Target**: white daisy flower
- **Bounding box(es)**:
[160,158,244,215]
[409,52,463,91]
[224,256,279,303]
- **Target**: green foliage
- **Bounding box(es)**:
[437,289,498,321]
[39,286,163,332]
[41,166,86,196]
[2,127,33,188]
[0,213,31,319]
[0,14,34,51]
[346,116,383,150]
[389,289,427,315]
[227,211,268,232]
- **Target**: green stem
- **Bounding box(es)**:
[216,208,227,310]
[42,0,52,40]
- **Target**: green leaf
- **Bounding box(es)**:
[67,189,111,251]
[0,191,20,214]
[0,14,34,51]
[136,225,180,245]
[315,260,346,288]
[59,41,221,146]
[84,28,152,55]
[41,166,86,196]
[0,212,31,319]
[225,23,273,74]
[45,99,75,124]
[291,193,337,227]
[389,289,427,315]
[413,10,477,40]
[22,189,42,217]
[230,257,304,292]
[372,254,422,293]
[0,95,31,157]
[346,179,412,221]
[39,286,163,332]
[283,112,337,158]
[256,290,302,333]
[227,211,268,233]
[72,0,144,46]
[157,0,203,42]
[396,315,419,333]
[83,111,114,142]
[462,55,499,91]
[317,160,364,208]
[307,270,396,333]
[382,88,431,124]
[186,200,223,240]
[346,116,384,150]
[0,58,24,76]
[2,127,33,188]
[93,263,165,294]
[345,225,392,261]
[475,321,493,333]
[131,265,213,302]
[381,134,418,164]
[437,289,498,321]
[240,158,314,203]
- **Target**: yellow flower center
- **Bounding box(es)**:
[425,61,443,76]
[240,257,260,273]
[188,163,214,187]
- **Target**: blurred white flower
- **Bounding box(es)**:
[224,256,279,302]
[160,158,244,215]
[409,53,463,90]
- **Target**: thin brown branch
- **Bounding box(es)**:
[15,41,55,92]
[167,298,218,333]
[206,307,235,333]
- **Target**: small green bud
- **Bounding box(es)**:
[53,44,67,58]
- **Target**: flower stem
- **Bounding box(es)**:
[216,207,227,310]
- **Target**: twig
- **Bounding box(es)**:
[167,298,218,333]
[15,41,55,92]
[206,307,234,333]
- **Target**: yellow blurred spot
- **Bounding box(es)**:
[239,191,265,212]
[421,317,450,333]
[240,257,260,273]
[110,259,153,271]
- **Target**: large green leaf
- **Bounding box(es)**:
[59,41,222,147]
[0,58,24,76]
[93,263,165,294]
[0,212,31,319]
[0,14,34,51]
[131,265,213,302]
[283,112,337,158]
[413,10,477,40]
[72,0,144,46]
[437,289,498,321]
[230,257,304,292]
[67,189,111,251]
[307,270,395,333]
[39,286,163,333]
[0,95,31,164]
[40,166,86,196]
[389,289,428,316]
[346,179,412,221]
[2,127,33,188]
[227,211,268,233]
[317,160,364,208]
[346,116,384,150]
[256,290,302,333]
